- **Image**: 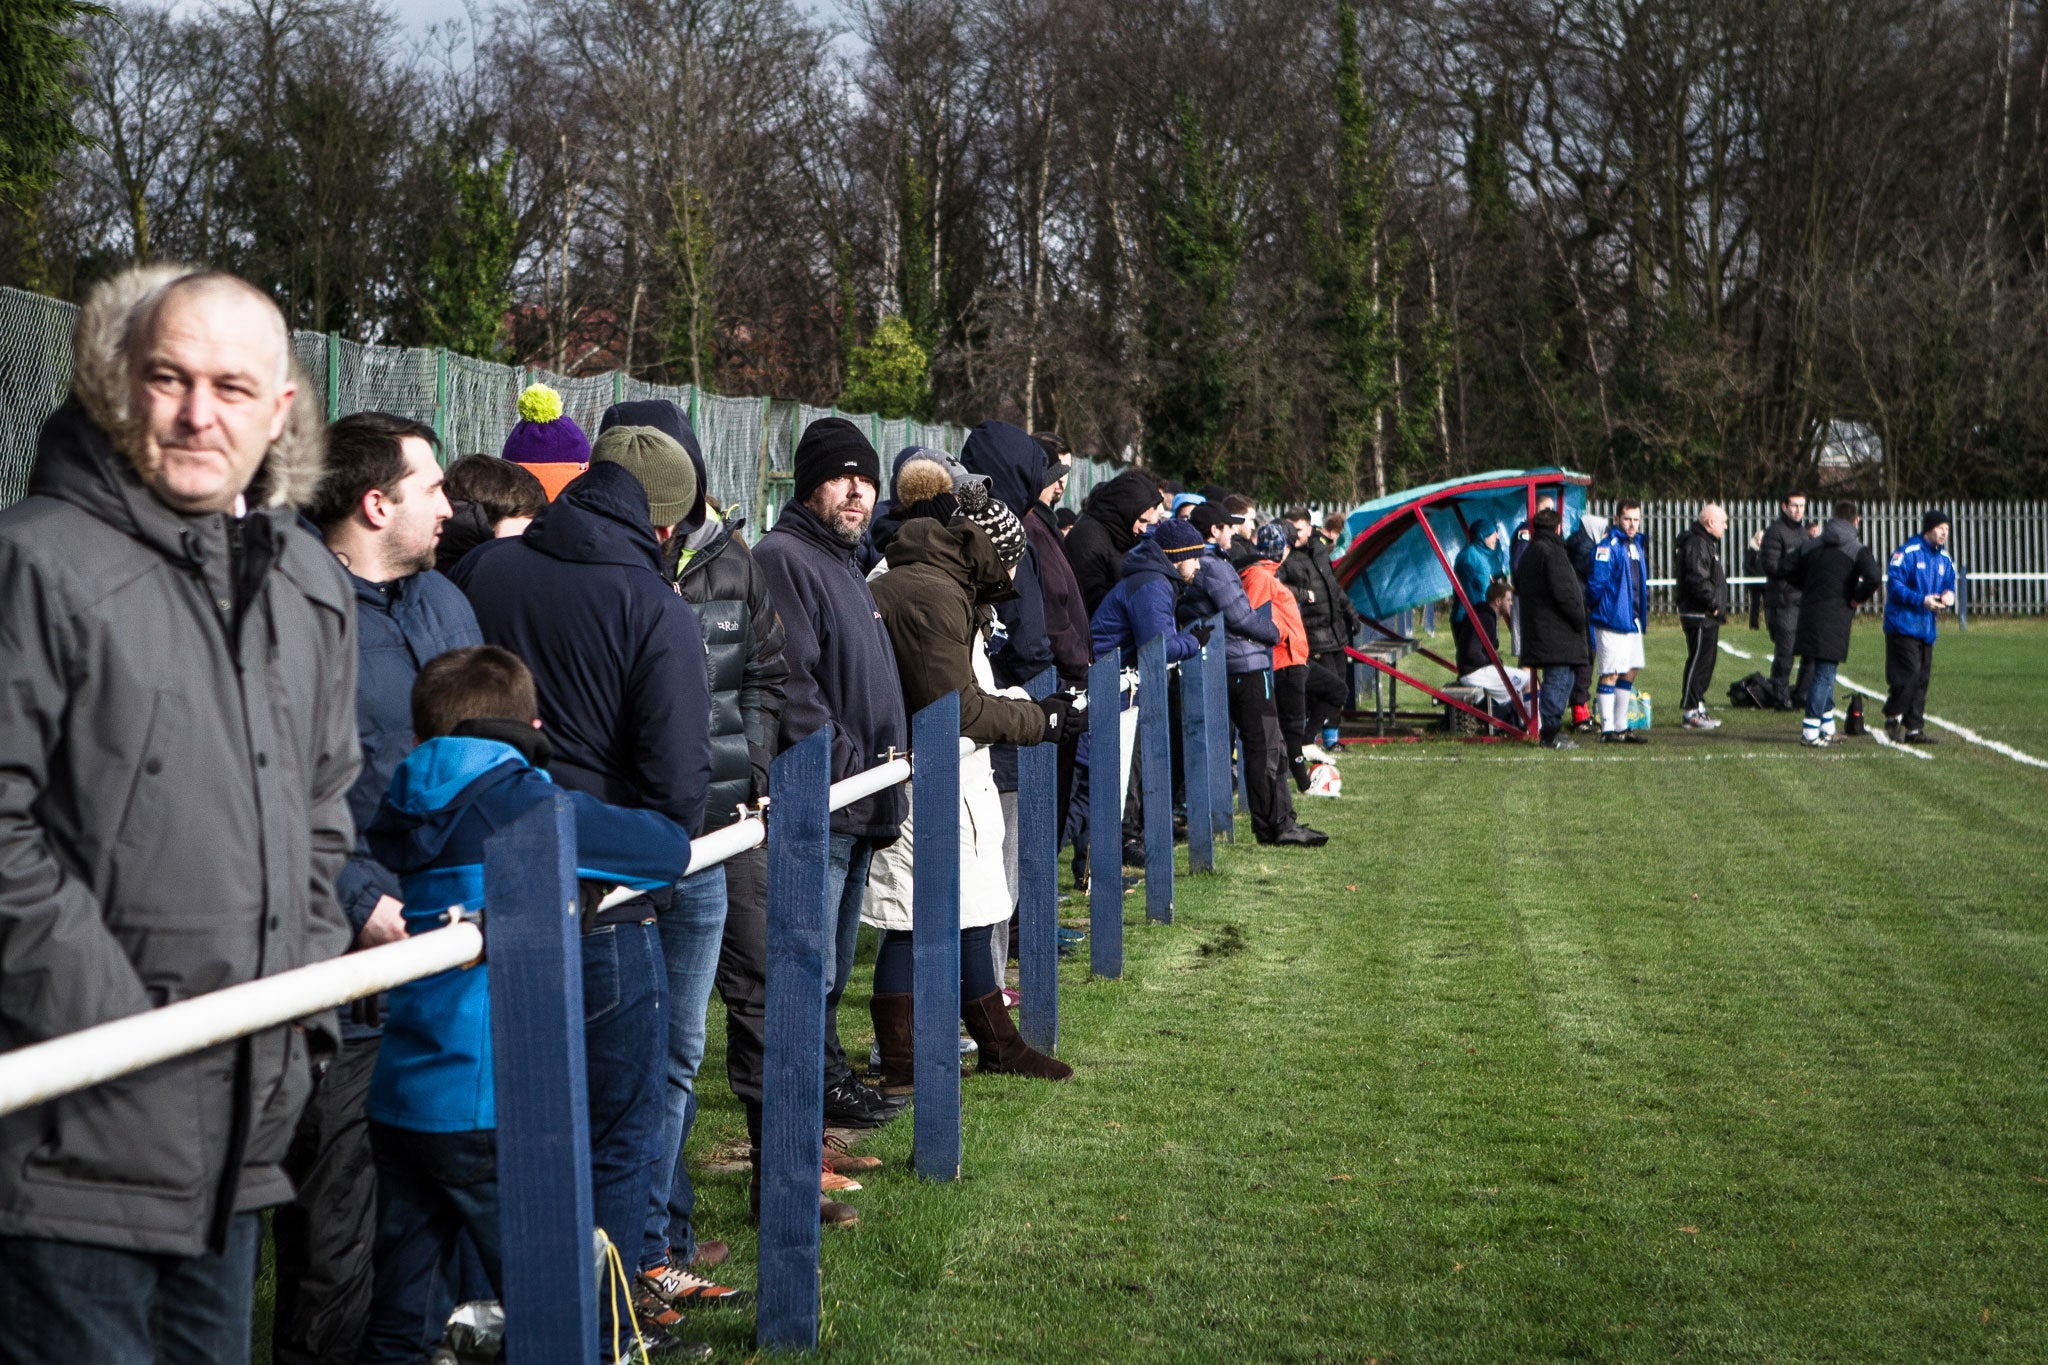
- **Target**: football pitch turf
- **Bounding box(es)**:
[264,618,2048,1363]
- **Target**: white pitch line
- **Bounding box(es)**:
[1835,671,2048,770]
[1718,641,1756,660]
[1713,639,1927,758]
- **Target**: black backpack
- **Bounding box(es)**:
[1727,671,1789,710]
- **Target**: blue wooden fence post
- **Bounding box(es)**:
[484,794,599,1365]
[1181,644,1214,874]
[1087,654,1123,979]
[911,692,963,1182]
[1205,615,1233,841]
[1137,635,1173,924]
[1019,670,1060,1051]
[758,728,832,1352]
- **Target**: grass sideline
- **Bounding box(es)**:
[259,617,2048,1362]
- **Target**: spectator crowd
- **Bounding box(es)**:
[0,266,1961,1364]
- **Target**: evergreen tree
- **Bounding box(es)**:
[0,0,102,289]
[841,314,929,419]
[412,146,517,360]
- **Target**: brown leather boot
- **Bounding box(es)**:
[960,991,1073,1081]
[869,992,916,1093]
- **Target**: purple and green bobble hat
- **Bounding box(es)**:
[502,382,591,465]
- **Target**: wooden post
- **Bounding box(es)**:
[1205,614,1233,840]
[1181,643,1214,874]
[757,728,831,1352]
[911,692,963,1182]
[1138,634,1173,924]
[484,794,598,1365]
[1087,654,1123,979]
[1018,669,1060,1050]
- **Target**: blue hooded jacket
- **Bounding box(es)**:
[1179,546,1277,673]
[1882,535,1956,643]
[1452,536,1505,624]
[451,462,712,836]
[1091,536,1202,667]
[1586,523,1648,634]
[364,736,693,1133]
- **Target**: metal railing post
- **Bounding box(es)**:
[1180,643,1214,874]
[911,692,964,1182]
[1138,635,1174,924]
[757,727,832,1352]
[484,794,599,1365]
[1087,655,1123,979]
[1018,669,1060,1050]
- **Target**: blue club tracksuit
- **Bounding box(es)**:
[1882,534,1957,734]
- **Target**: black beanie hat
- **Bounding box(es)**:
[794,417,882,503]
[1922,507,1950,535]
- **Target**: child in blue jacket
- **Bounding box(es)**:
[356,646,696,1365]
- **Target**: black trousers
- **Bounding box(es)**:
[1767,600,1813,703]
[1569,661,1592,712]
[715,844,768,1125]
[1228,670,1297,842]
[1275,664,1308,760]
[1885,633,1935,733]
[272,1035,380,1365]
[1679,616,1720,711]
[1304,650,1350,740]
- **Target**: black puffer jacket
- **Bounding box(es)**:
[1760,511,1807,609]
[1672,521,1728,619]
[1279,531,1364,655]
[1790,518,1882,663]
[1065,470,1160,614]
[435,499,497,575]
[667,510,788,831]
[1512,524,1590,667]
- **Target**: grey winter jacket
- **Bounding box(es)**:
[0,271,357,1256]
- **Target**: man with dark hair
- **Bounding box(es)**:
[754,418,909,1141]
[1760,492,1812,706]
[1587,499,1649,743]
[1788,500,1883,748]
[1882,509,1956,744]
[437,454,547,573]
[273,411,481,1365]
[1280,506,1363,752]
[453,424,718,1332]
[0,265,356,1365]
[1512,506,1591,748]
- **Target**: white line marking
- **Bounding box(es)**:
[1835,672,2048,769]
[1711,640,1925,758]
[1718,641,1756,660]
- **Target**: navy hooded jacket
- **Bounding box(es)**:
[961,421,1060,792]
[365,736,693,1133]
[1092,536,1202,667]
[1180,546,1278,673]
[755,497,909,840]
[450,462,712,836]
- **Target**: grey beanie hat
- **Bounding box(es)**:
[590,424,700,528]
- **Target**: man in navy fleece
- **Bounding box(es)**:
[357,647,703,1363]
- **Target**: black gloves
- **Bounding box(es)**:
[1189,622,1215,647]
[1036,693,1076,743]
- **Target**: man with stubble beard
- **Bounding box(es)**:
[753,418,910,1147]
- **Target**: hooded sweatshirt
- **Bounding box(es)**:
[1791,518,1883,662]
[452,461,713,836]
[1091,536,1203,666]
[366,736,693,1133]
[1066,469,1162,614]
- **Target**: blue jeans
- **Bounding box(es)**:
[822,833,878,1083]
[0,1215,258,1365]
[643,866,726,1270]
[1539,665,1576,735]
[582,919,666,1343]
[1806,660,1840,724]
[357,1124,502,1365]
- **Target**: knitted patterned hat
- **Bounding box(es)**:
[1152,516,1206,562]
[502,383,591,465]
[957,478,1027,569]
[1254,519,1292,562]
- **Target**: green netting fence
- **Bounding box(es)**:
[0,286,1119,535]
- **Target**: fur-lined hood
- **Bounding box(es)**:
[70,264,326,510]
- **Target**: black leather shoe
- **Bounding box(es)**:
[1273,824,1328,847]
[1904,731,1941,745]
[823,1076,905,1128]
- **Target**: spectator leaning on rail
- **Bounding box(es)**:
[1586,499,1650,744]
[1673,503,1730,730]
[277,411,478,1365]
[1760,492,1812,707]
[864,473,1077,1084]
[1512,505,1592,749]
[585,401,761,1321]
[1280,506,1364,753]
[1787,501,1884,749]
[1881,509,1957,745]
[354,647,700,1365]
[1184,508,1327,847]
[449,428,730,1344]
[754,417,911,1143]
[435,453,547,574]
[1065,467,1165,614]
[0,266,356,1365]
[1241,519,1320,790]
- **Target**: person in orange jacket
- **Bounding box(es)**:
[1243,520,1339,790]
